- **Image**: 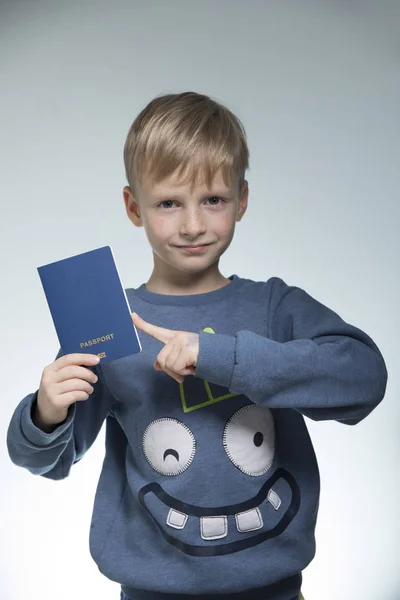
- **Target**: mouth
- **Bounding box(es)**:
[138,467,300,556]
[175,243,212,253]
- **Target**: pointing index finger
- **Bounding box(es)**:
[132,312,174,344]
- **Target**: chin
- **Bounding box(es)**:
[176,263,218,276]
[160,254,221,272]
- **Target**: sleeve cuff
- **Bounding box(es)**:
[20,392,75,447]
[196,331,236,388]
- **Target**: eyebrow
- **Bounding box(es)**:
[152,188,233,199]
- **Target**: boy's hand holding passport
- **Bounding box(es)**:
[36,246,141,431]
[35,245,200,432]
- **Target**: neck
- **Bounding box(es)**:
[146,259,230,295]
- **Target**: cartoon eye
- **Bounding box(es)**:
[143,418,196,476]
[223,405,275,476]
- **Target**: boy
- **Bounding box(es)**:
[7,92,387,600]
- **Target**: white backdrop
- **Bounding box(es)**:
[1,1,399,599]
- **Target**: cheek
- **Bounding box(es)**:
[212,211,236,235]
[145,215,171,244]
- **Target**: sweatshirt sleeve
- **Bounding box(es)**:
[6,349,114,480]
[196,277,388,425]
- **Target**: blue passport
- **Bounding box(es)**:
[37,246,142,363]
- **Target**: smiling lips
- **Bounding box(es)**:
[176,243,212,253]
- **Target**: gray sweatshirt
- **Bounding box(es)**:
[7,275,388,600]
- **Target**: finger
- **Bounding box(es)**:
[155,344,169,372]
[55,365,98,385]
[163,366,185,384]
[161,344,181,373]
[153,358,184,383]
[171,346,194,373]
[131,313,175,344]
[175,364,196,376]
[58,390,93,404]
[158,354,195,378]
[53,353,100,371]
[154,359,192,381]
[168,341,197,374]
[57,379,95,396]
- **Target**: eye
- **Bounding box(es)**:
[205,196,223,206]
[143,418,196,476]
[223,405,275,476]
[159,200,177,209]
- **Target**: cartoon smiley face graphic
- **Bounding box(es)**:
[138,404,300,556]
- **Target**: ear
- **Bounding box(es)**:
[236,180,248,222]
[123,186,143,227]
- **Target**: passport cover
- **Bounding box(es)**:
[37,246,142,363]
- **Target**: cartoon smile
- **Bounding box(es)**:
[138,467,300,556]
[140,405,301,555]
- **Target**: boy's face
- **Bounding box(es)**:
[123,168,248,286]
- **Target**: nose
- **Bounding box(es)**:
[180,207,207,238]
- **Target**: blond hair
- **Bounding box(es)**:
[123,91,249,194]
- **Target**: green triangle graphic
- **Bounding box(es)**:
[179,326,236,413]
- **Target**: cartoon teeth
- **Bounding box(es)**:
[166,490,282,538]
[201,516,228,540]
[267,488,282,510]
[235,508,263,532]
[167,509,188,530]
